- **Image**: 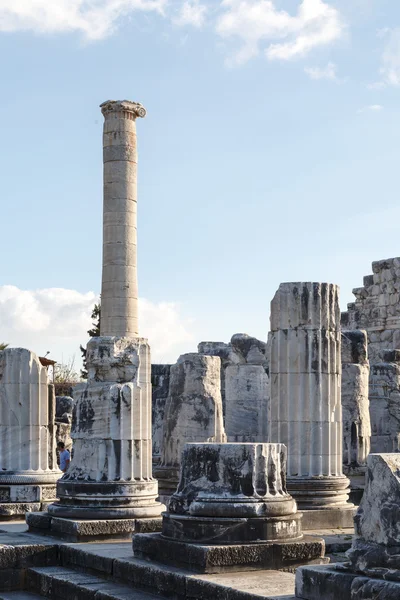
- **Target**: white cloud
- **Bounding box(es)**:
[173,0,207,28]
[357,104,383,113]
[0,285,194,365]
[216,0,344,67]
[304,61,340,81]
[380,28,400,87]
[0,0,166,40]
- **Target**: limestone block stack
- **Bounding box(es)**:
[0,348,60,518]
[369,350,400,453]
[341,330,371,469]
[269,282,354,529]
[342,257,400,362]
[154,353,226,502]
[134,443,326,573]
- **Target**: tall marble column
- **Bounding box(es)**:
[269,282,353,527]
[100,99,144,338]
[46,100,163,523]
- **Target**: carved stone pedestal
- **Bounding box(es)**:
[133,443,326,573]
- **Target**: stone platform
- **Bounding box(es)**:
[300,506,356,530]
[133,532,327,573]
[296,564,400,600]
[26,512,162,542]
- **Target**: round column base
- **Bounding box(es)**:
[161,511,303,544]
[287,475,353,510]
[49,478,164,520]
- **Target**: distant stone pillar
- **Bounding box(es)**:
[269,282,353,527]
[341,330,371,469]
[369,350,400,453]
[225,364,269,442]
[0,348,59,517]
[154,353,226,502]
[100,99,145,338]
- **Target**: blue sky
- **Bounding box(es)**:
[1,0,400,366]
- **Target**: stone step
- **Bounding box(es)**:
[0,594,46,600]
[26,566,161,600]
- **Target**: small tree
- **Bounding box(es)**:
[80,303,101,379]
[54,356,80,396]
[0,343,8,351]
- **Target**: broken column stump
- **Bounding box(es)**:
[133,442,327,573]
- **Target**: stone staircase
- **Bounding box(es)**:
[0,534,297,600]
[25,566,160,599]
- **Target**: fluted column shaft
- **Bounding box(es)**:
[100,100,146,338]
[269,282,351,510]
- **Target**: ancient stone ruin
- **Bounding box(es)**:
[296,453,400,598]
[27,99,163,540]
[134,442,326,572]
[341,330,371,470]
[0,348,60,518]
[151,363,171,464]
[154,353,226,502]
[269,282,354,529]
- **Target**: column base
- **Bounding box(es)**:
[162,512,303,544]
[26,511,162,542]
[48,479,164,520]
[287,475,353,509]
[0,481,58,519]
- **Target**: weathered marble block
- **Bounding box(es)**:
[134,443,326,573]
[369,351,400,454]
[154,353,226,501]
[225,364,269,442]
[161,353,226,465]
[48,336,163,520]
[151,364,171,463]
[295,453,400,599]
[0,348,59,517]
[269,283,353,521]
[341,330,371,469]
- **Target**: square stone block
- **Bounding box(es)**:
[132,532,327,574]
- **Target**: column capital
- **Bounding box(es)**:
[100,99,146,119]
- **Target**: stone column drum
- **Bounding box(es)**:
[269,282,353,528]
[43,100,163,526]
[134,443,326,573]
[0,348,60,517]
